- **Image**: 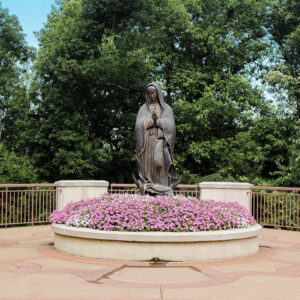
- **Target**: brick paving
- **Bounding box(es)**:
[0,225,299,299]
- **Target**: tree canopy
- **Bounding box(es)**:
[0,0,299,186]
[0,2,36,183]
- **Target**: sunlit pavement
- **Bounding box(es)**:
[0,225,299,300]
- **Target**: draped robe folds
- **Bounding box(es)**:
[135,83,177,195]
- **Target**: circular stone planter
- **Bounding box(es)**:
[52,224,262,261]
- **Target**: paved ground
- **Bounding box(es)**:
[0,226,299,300]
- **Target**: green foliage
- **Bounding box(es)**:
[0,143,37,183]
[0,3,35,146]
[274,119,300,186]
[265,0,300,186]
[0,0,298,187]
[24,0,156,182]
[26,0,277,184]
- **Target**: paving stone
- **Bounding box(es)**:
[293,277,300,284]
[260,231,279,242]
[28,258,108,271]
[267,229,300,243]
[1,273,161,300]
[0,248,43,261]
[0,226,299,299]
[272,250,300,263]
[260,240,294,249]
[20,237,54,246]
[209,260,291,273]
[0,271,24,295]
[0,264,18,272]
[277,264,300,277]
[0,225,50,240]
[110,266,210,284]
[162,275,300,299]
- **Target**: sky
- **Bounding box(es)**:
[1,0,56,48]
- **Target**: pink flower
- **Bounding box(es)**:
[50,194,256,232]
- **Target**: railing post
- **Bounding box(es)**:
[249,188,253,215]
[5,187,8,228]
[56,186,58,210]
[274,192,277,228]
[31,187,34,226]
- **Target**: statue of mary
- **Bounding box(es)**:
[134,83,178,195]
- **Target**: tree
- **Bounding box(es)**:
[265,0,300,185]
[0,143,37,183]
[0,3,37,183]
[26,0,279,184]
[267,0,299,116]
[0,3,35,144]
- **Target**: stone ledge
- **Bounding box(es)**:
[52,224,262,243]
[199,182,253,190]
[55,180,109,187]
[52,224,261,261]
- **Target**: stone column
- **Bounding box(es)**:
[199,182,253,211]
[55,180,109,210]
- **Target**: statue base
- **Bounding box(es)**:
[132,174,181,196]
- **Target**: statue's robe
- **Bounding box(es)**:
[135,83,177,195]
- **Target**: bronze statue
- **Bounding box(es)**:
[134,83,180,195]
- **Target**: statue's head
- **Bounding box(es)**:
[145,83,165,109]
[146,85,158,104]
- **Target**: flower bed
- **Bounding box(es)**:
[50,194,256,232]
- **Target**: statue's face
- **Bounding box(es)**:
[147,87,158,103]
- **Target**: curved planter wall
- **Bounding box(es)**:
[52,224,262,261]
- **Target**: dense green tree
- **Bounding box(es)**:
[267,0,299,115]
[0,3,34,144]
[0,143,37,183]
[0,3,37,183]
[265,0,300,185]
[24,0,155,181]
[23,0,281,184]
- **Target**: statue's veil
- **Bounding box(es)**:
[145,82,165,109]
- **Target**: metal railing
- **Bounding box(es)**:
[2,182,298,230]
[251,186,300,229]
[0,184,58,227]
[110,183,200,198]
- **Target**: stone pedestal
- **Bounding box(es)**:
[55,180,109,210]
[199,182,252,211]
